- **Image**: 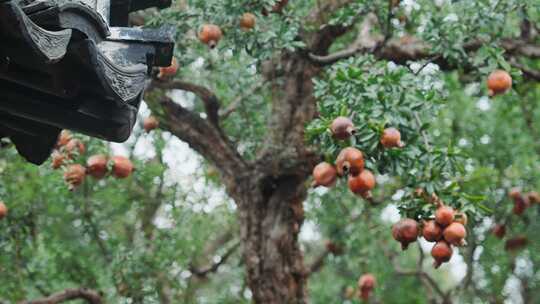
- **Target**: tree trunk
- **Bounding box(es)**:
[232,172,308,304]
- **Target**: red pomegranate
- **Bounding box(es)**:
[0,201,7,219]
[357,273,376,301]
[240,13,256,30]
[422,220,442,242]
[198,24,222,48]
[487,70,512,96]
[392,218,419,250]
[380,127,404,148]
[64,164,86,190]
[56,130,72,147]
[508,187,521,200]
[51,151,66,170]
[431,241,453,268]
[348,170,376,196]
[312,162,337,187]
[435,206,455,227]
[64,139,86,158]
[443,222,467,246]
[143,116,159,132]
[492,224,506,239]
[330,116,355,140]
[335,147,364,176]
[504,236,528,251]
[112,156,134,179]
[158,57,179,79]
[512,194,530,215]
[271,0,288,13]
[86,154,108,179]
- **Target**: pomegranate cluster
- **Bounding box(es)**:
[52,130,135,190]
[392,202,468,269]
[312,117,405,199]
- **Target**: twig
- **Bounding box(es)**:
[18,288,102,304]
[189,241,240,277]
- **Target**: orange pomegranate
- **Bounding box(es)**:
[348,170,376,195]
[64,164,86,190]
[86,154,108,179]
[0,201,7,219]
[312,162,337,187]
[335,147,364,176]
[435,206,455,227]
[112,156,134,179]
[51,151,66,169]
[392,218,419,250]
[443,222,467,246]
[526,191,540,204]
[357,273,376,301]
[158,57,179,79]
[431,241,453,268]
[56,130,72,147]
[454,212,468,226]
[487,70,512,96]
[422,220,442,242]
[380,127,404,148]
[240,13,256,30]
[64,139,85,158]
[330,116,355,140]
[198,24,223,48]
[143,116,159,132]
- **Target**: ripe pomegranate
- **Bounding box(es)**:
[51,151,66,169]
[422,220,442,242]
[143,116,159,132]
[64,139,85,158]
[198,24,222,48]
[435,206,455,227]
[312,162,337,187]
[112,156,134,179]
[335,147,364,176]
[56,130,72,147]
[348,170,376,196]
[431,241,453,268]
[454,212,468,226]
[512,194,530,215]
[64,164,86,190]
[487,70,512,96]
[0,201,7,219]
[158,57,179,79]
[526,191,540,204]
[271,0,288,13]
[357,273,376,301]
[492,224,506,239]
[392,218,419,250]
[86,154,108,179]
[240,13,256,30]
[380,127,404,148]
[443,222,467,246]
[330,116,355,140]
[504,236,527,251]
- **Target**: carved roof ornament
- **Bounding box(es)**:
[0,0,175,164]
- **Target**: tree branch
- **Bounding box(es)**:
[18,288,102,304]
[189,241,240,277]
[150,80,220,127]
[219,81,266,119]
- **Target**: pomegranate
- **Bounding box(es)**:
[508,187,521,200]
[422,220,442,242]
[357,273,376,301]
[431,241,453,268]
[330,116,355,140]
[86,154,108,179]
[143,116,159,132]
[443,222,467,246]
[64,164,86,190]
[198,24,222,48]
[512,194,529,215]
[324,240,344,255]
[0,201,7,219]
[112,156,134,179]
[348,170,376,196]
[312,162,337,187]
[454,212,468,226]
[392,218,419,250]
[240,13,256,30]
[526,191,540,204]
[492,224,506,239]
[504,236,527,251]
[51,151,66,169]
[487,70,512,96]
[56,130,72,147]
[64,139,85,158]
[158,57,179,79]
[380,127,404,148]
[335,147,364,176]
[271,0,288,13]
[435,206,455,227]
